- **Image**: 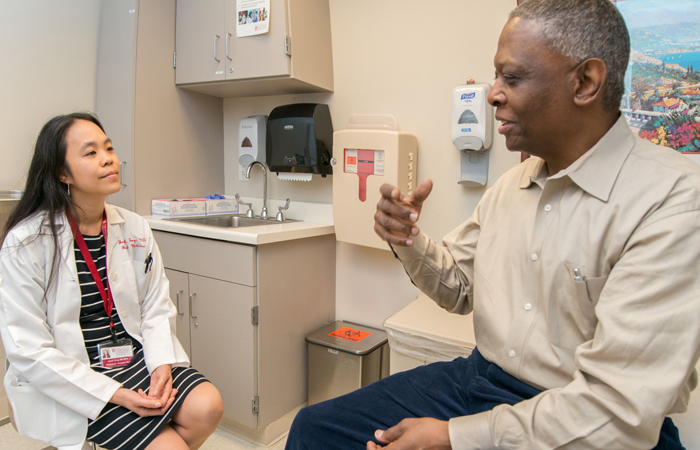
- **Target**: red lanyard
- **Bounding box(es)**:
[67,211,117,341]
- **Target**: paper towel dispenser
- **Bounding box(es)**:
[266,103,333,177]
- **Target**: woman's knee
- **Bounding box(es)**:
[196,382,224,426]
[174,382,224,429]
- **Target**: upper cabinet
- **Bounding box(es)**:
[175,0,334,98]
[97,0,224,215]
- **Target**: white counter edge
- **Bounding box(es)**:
[145,215,335,245]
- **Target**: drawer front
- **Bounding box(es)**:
[154,230,256,286]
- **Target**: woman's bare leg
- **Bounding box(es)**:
[144,424,189,450]
[170,382,224,449]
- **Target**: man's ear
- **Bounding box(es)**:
[573,58,607,107]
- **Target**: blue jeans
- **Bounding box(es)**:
[286,348,684,449]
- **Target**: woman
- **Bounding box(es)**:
[0,113,223,450]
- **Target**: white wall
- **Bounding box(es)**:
[224,0,521,328]
[0,1,102,191]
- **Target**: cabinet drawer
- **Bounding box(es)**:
[154,230,256,286]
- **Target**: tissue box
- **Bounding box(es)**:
[151,199,205,217]
[204,198,238,215]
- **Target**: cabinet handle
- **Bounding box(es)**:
[226,33,232,61]
[175,290,184,316]
[189,293,197,319]
[119,161,127,187]
[214,35,220,62]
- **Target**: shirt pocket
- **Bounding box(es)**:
[549,261,608,350]
[6,376,58,443]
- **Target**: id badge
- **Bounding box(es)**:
[97,339,134,368]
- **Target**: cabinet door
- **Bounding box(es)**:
[97,0,136,210]
[189,275,257,428]
[165,268,191,358]
[224,0,290,80]
[175,0,226,84]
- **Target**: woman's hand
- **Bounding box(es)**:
[149,364,174,404]
[109,386,176,417]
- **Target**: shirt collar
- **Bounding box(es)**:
[518,158,548,189]
[518,115,635,202]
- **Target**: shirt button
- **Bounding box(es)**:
[111,272,118,281]
[531,253,538,261]
[544,204,552,212]
[508,350,516,358]
[525,303,532,311]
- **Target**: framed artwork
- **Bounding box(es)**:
[515,0,700,163]
[614,0,700,162]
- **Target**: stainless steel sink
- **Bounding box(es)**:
[165,214,297,229]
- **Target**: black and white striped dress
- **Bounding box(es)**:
[75,233,207,450]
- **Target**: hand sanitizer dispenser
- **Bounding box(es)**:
[238,115,267,181]
[452,82,493,187]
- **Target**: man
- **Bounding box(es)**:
[286,0,700,448]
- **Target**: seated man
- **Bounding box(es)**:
[286,0,700,449]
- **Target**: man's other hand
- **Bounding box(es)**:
[367,417,451,450]
[374,179,433,247]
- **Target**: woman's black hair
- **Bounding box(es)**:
[2,112,106,288]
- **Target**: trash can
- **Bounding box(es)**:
[383,294,475,375]
[306,321,389,405]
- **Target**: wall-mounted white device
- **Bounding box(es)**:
[332,114,417,251]
[238,115,267,181]
[452,82,493,187]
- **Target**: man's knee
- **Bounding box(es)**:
[287,405,322,449]
[292,403,316,428]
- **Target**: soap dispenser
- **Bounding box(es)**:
[238,115,267,181]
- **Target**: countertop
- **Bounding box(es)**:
[146,215,334,245]
[145,198,335,245]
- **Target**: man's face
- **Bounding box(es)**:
[488,18,578,157]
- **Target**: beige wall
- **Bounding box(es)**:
[0,1,101,191]
[0,0,101,423]
[224,0,520,327]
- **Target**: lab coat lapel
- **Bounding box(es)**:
[55,213,82,331]
[58,214,78,285]
[104,205,127,285]
[104,204,135,321]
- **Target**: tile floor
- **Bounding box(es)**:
[0,424,287,450]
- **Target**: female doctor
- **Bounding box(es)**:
[0,113,223,450]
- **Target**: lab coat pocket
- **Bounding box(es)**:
[131,261,149,301]
[549,262,608,350]
[6,377,57,443]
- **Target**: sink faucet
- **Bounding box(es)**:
[245,161,268,219]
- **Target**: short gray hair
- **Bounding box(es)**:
[510,0,630,111]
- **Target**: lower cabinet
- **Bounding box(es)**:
[165,269,257,428]
[154,230,335,431]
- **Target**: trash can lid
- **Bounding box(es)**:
[305,321,388,355]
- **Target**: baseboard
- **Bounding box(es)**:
[218,402,305,447]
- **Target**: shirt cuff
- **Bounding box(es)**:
[448,412,495,450]
[390,231,429,262]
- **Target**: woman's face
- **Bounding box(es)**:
[60,119,121,202]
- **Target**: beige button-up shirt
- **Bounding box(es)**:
[393,116,700,449]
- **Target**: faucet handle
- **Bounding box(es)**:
[235,193,254,218]
[276,198,291,222]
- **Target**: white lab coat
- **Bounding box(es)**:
[0,204,189,447]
